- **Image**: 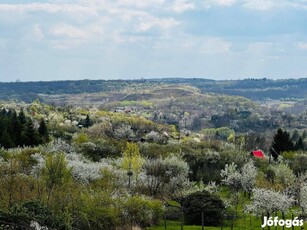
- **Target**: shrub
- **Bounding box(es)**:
[122,196,163,227]
[183,190,225,226]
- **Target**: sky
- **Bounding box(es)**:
[1,0,307,82]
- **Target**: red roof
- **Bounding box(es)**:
[252,150,265,158]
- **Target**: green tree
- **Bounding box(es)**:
[270,128,294,159]
[291,129,300,142]
[295,137,305,151]
[38,119,49,143]
[122,142,143,189]
[183,190,225,226]
[0,130,14,148]
[10,111,22,146]
[23,120,38,146]
[18,109,27,125]
[42,153,72,202]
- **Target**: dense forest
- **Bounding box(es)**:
[0,79,307,229]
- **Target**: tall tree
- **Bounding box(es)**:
[18,109,27,125]
[38,119,49,143]
[295,137,305,151]
[122,142,143,189]
[24,120,38,146]
[270,128,294,159]
[291,129,300,142]
[10,111,22,146]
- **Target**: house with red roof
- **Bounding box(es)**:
[251,150,265,159]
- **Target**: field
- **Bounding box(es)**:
[147,219,307,230]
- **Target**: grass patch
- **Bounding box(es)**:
[147,217,307,230]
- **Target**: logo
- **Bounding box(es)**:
[261,216,304,228]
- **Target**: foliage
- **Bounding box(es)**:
[183,190,225,226]
[141,156,189,198]
[123,196,163,227]
[246,188,294,215]
[122,142,143,177]
[271,128,294,159]
[300,182,307,214]
[240,161,257,196]
[11,201,68,229]
[201,127,235,141]
[66,152,106,184]
[221,162,241,192]
[1,98,307,229]
[42,153,72,200]
[268,163,296,190]
[0,109,48,148]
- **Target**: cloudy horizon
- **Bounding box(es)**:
[1,0,307,82]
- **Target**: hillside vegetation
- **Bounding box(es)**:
[0,79,307,229]
[2,78,307,102]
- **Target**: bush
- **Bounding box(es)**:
[6,201,68,229]
[123,196,163,227]
[183,190,225,226]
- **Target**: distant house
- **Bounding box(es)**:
[114,107,125,113]
[251,150,265,159]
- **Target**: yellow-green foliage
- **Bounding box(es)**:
[74,133,89,144]
[117,100,153,108]
[122,142,144,175]
[202,127,235,140]
[42,153,72,192]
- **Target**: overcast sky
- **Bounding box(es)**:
[1,0,307,82]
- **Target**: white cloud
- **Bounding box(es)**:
[215,0,237,6]
[203,0,307,10]
[203,0,237,7]
[117,0,165,9]
[243,0,275,10]
[171,0,195,13]
[48,23,106,48]
[0,3,98,17]
[0,1,184,50]
[50,24,88,39]
[243,0,307,11]
[136,17,180,32]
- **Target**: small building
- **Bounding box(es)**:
[251,150,265,159]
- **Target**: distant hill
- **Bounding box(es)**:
[147,78,307,101]
[1,78,307,102]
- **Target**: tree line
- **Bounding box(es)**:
[0,109,49,148]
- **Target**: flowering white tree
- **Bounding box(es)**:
[246,188,294,217]
[141,155,189,198]
[299,182,307,214]
[221,161,257,195]
[221,162,241,192]
[65,152,107,184]
[145,131,167,144]
[204,181,219,194]
[44,139,76,154]
[113,124,135,139]
[241,161,257,199]
[221,160,258,222]
[270,163,296,192]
